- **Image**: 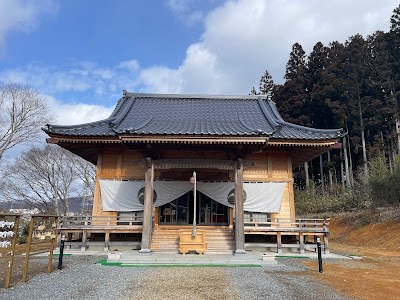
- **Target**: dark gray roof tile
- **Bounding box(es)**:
[43,93,344,140]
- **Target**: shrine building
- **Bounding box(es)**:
[43,92,343,254]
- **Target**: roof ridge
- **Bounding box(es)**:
[125,92,262,100]
[257,97,280,128]
[110,96,136,128]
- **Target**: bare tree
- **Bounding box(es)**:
[74,155,96,214]
[0,83,52,161]
[1,145,94,215]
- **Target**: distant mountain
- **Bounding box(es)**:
[0,196,93,215]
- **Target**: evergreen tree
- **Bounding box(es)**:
[249,87,258,95]
[306,42,335,128]
[274,43,310,126]
[259,69,274,97]
[390,4,400,33]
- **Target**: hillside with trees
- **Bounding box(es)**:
[251,4,400,212]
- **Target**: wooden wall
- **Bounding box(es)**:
[243,151,295,219]
[92,148,145,218]
[92,147,295,219]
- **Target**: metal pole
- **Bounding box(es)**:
[317,237,323,273]
[58,235,65,270]
[192,171,197,237]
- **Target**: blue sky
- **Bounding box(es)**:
[0,0,398,130]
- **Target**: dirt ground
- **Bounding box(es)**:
[302,215,400,300]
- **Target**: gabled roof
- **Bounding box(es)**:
[44,92,344,140]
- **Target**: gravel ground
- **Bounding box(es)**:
[0,256,350,300]
[228,259,349,300]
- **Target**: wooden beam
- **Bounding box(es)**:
[140,157,154,253]
[234,158,245,254]
[134,158,255,170]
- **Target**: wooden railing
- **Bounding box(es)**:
[59,215,143,229]
[244,217,329,232]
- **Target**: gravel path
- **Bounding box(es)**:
[0,256,350,300]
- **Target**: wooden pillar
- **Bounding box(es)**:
[323,234,330,254]
[277,232,282,254]
[81,230,87,252]
[22,217,34,282]
[47,217,57,274]
[104,230,110,251]
[5,215,19,288]
[234,158,245,254]
[299,232,305,254]
[229,208,234,229]
[154,208,159,227]
[140,157,154,253]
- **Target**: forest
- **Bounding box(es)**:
[250,4,400,213]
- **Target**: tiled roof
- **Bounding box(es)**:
[43,93,344,140]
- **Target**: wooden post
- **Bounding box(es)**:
[22,217,35,283]
[47,217,57,273]
[234,158,245,254]
[319,155,325,195]
[140,157,154,253]
[229,208,234,229]
[81,230,87,252]
[277,232,282,254]
[304,162,309,189]
[154,208,159,227]
[323,234,329,254]
[104,230,110,251]
[5,215,20,288]
[299,232,305,254]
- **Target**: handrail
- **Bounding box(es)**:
[243,217,330,229]
[59,215,143,227]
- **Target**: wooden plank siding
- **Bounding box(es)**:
[92,149,295,220]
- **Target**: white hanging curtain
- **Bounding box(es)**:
[153,181,193,207]
[99,180,144,211]
[243,182,286,213]
[99,180,286,213]
[197,182,235,208]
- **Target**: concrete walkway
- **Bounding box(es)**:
[35,247,349,266]
[106,248,349,266]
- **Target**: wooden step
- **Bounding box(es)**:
[151,226,235,253]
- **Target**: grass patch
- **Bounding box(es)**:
[275,255,309,259]
[96,260,261,268]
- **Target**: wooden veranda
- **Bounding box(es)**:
[57,216,330,254]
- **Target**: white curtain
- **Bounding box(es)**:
[99,180,286,213]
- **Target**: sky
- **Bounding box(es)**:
[0,0,398,159]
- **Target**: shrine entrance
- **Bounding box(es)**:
[158,191,229,226]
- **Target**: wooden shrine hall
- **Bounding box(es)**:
[43,92,344,254]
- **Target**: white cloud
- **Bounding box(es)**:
[0,60,140,99]
[117,59,140,72]
[143,0,399,94]
[0,0,58,55]
[167,0,208,26]
[0,0,398,100]
[46,95,114,125]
